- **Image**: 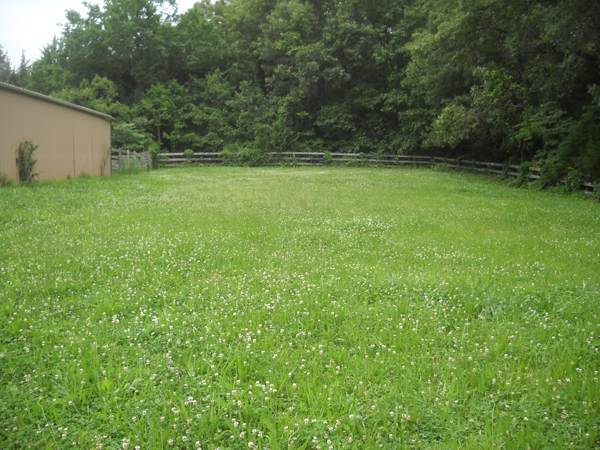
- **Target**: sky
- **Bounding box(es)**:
[0,0,200,67]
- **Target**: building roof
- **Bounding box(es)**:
[0,81,112,122]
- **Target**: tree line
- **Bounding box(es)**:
[2,0,600,183]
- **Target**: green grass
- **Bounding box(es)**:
[1,166,599,450]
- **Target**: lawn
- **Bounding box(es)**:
[1,166,599,450]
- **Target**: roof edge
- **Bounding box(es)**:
[0,81,113,122]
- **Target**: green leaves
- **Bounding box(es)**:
[15,141,38,184]
[424,104,477,149]
[52,75,130,119]
[20,0,600,168]
[111,121,150,152]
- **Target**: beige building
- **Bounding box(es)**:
[0,82,112,183]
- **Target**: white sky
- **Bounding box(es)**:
[0,0,200,67]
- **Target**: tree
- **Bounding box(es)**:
[0,45,12,82]
[34,0,180,102]
[6,51,30,87]
[51,75,130,119]
[404,0,600,160]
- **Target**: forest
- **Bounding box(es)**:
[1,0,599,183]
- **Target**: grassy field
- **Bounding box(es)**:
[1,166,599,450]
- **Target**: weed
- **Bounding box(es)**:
[0,173,12,187]
[359,152,368,167]
[149,142,161,169]
[183,149,195,166]
[593,183,600,202]
[516,161,530,186]
[15,140,38,183]
[563,168,583,194]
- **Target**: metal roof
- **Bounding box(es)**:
[0,81,113,122]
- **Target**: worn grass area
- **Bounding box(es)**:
[1,166,599,450]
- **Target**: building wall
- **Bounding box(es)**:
[0,86,111,183]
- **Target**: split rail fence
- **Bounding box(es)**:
[155,151,596,190]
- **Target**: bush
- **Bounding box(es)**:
[592,183,600,202]
[502,161,510,178]
[562,168,583,194]
[15,140,38,183]
[183,149,195,165]
[158,154,169,168]
[148,142,161,169]
[359,152,368,167]
[221,144,240,166]
[238,146,271,167]
[323,151,333,165]
[0,173,13,187]
[111,121,148,152]
[555,106,600,182]
[516,161,530,186]
[537,158,561,188]
[345,155,358,167]
[221,142,273,167]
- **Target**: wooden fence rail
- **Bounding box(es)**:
[159,152,435,167]
[111,149,151,173]
[155,151,596,191]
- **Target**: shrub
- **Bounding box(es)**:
[199,132,224,153]
[221,144,240,166]
[562,168,582,194]
[502,161,510,178]
[220,142,273,167]
[456,156,463,170]
[183,149,195,165]
[537,159,560,188]
[592,183,600,202]
[148,142,161,169]
[0,173,13,187]
[516,161,530,186]
[345,155,358,167]
[238,146,271,167]
[359,152,368,167]
[123,158,141,175]
[323,151,333,166]
[15,140,38,183]
[555,106,600,182]
[158,154,169,168]
[111,119,151,152]
[111,122,148,152]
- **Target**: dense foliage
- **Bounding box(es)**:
[5,0,600,180]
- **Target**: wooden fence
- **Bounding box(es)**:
[155,151,596,191]
[158,152,434,167]
[433,157,595,189]
[111,149,151,173]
